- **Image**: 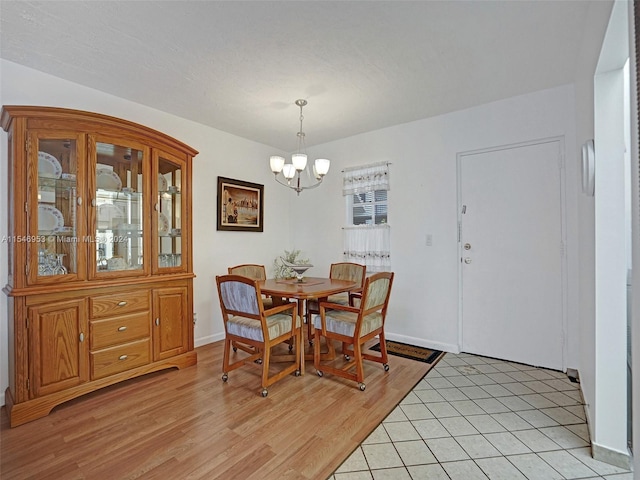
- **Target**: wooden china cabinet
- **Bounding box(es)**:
[1,106,198,427]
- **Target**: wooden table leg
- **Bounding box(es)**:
[298,299,305,375]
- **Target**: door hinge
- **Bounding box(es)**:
[560,242,566,257]
[25,137,31,154]
[25,318,29,329]
[558,152,565,170]
[457,221,462,243]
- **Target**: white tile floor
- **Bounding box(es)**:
[329,352,633,480]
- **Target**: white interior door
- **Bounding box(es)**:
[459,139,565,370]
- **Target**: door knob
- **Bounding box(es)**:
[464,243,472,250]
[464,258,472,264]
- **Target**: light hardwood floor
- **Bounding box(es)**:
[0,340,437,479]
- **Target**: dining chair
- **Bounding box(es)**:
[228,263,282,308]
[227,264,267,281]
[305,262,366,340]
[216,274,301,397]
[313,271,394,391]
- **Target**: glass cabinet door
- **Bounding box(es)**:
[90,137,150,277]
[156,152,186,271]
[31,133,85,283]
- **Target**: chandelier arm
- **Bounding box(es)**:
[273,173,323,192]
[299,177,324,190]
[273,174,295,188]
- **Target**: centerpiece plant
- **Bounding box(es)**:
[273,249,310,279]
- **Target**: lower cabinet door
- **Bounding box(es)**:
[28,299,89,398]
[153,286,189,361]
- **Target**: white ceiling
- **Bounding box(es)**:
[1,1,610,151]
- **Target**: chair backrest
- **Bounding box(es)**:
[329,262,366,288]
[361,271,394,312]
[216,274,261,317]
[227,264,267,281]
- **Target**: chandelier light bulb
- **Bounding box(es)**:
[292,153,308,171]
[314,158,330,177]
[270,155,285,174]
[282,163,296,180]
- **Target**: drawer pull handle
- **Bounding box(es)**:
[118,326,127,332]
[79,332,84,342]
[155,318,160,326]
[117,301,127,307]
[119,354,128,361]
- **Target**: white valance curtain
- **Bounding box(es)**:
[342,162,391,272]
[342,161,390,196]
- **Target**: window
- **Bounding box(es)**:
[342,162,391,272]
[349,189,388,225]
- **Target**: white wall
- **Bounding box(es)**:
[628,0,640,473]
[584,0,630,466]
[0,60,296,403]
[291,85,580,361]
[593,66,629,459]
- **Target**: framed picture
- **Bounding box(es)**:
[217,176,264,232]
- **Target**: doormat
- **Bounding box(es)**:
[370,341,442,364]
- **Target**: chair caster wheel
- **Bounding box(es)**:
[222,373,228,382]
[317,370,324,377]
[359,383,366,391]
[232,346,237,352]
[255,358,263,364]
[261,388,268,397]
[383,363,390,372]
[309,340,314,347]
[344,355,351,361]
[289,344,294,352]
[294,370,301,377]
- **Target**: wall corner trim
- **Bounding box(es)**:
[591,442,632,470]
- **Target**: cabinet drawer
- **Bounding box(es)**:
[90,338,151,380]
[90,290,150,318]
[90,311,151,350]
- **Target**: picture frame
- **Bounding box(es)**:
[217,176,264,232]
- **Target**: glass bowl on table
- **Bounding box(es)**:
[280,258,313,283]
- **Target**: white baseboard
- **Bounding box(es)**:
[591,442,631,470]
[195,333,224,348]
[384,332,459,354]
[574,373,631,471]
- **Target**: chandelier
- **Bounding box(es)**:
[269,99,330,195]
